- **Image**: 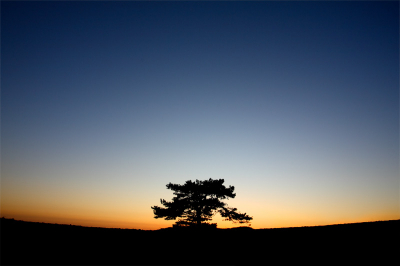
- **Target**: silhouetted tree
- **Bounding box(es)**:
[151,178,253,228]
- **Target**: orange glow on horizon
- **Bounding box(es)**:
[2,179,398,230]
[2,208,398,230]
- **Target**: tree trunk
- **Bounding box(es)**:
[196,207,201,227]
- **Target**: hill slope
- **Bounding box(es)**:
[1,218,399,265]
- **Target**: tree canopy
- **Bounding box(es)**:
[151,178,253,227]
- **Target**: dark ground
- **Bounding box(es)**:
[1,218,399,265]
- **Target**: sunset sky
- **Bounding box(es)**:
[1,1,399,230]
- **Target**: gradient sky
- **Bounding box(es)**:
[1,1,399,230]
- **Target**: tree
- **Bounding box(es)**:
[151,178,253,228]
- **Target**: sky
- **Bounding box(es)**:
[1,1,399,230]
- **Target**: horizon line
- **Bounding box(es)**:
[2,217,399,231]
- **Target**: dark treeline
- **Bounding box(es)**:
[1,218,399,265]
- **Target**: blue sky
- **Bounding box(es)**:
[1,1,399,229]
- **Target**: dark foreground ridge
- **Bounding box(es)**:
[1,218,399,265]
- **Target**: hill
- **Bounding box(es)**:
[1,218,399,265]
